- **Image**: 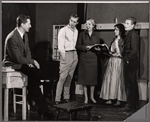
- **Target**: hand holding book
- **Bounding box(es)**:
[85,45,93,50]
[109,51,122,58]
[86,44,109,51]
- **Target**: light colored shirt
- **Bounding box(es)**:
[17,27,24,39]
[58,24,78,53]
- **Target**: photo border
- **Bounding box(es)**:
[0,0,149,122]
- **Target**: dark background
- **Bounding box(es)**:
[1,2,149,100]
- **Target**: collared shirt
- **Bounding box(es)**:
[58,24,78,53]
[17,27,24,39]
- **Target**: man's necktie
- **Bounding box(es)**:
[23,35,25,43]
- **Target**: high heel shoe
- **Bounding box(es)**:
[114,101,121,106]
[84,99,88,104]
[105,100,112,105]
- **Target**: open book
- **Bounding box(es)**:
[88,44,109,53]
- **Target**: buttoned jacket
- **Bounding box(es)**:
[123,29,140,67]
[3,28,34,69]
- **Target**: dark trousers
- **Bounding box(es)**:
[16,64,49,114]
[124,58,139,109]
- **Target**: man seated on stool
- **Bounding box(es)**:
[2,14,55,120]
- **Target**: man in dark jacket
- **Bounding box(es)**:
[2,14,55,119]
[121,17,140,111]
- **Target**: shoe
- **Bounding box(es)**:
[29,101,38,111]
[39,111,55,120]
[105,100,112,105]
[84,99,88,104]
[114,101,121,106]
[63,99,70,103]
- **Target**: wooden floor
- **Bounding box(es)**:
[2,94,148,121]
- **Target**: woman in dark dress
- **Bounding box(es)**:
[76,18,101,104]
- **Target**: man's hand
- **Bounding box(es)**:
[33,60,40,69]
[27,63,34,68]
[60,52,65,60]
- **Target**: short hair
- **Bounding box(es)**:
[126,17,137,25]
[70,14,79,22]
[114,23,125,39]
[86,18,97,30]
[16,14,30,27]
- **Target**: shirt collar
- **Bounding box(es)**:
[17,27,24,39]
[125,28,134,35]
[67,24,76,32]
[85,30,95,36]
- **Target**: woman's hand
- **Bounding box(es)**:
[86,45,92,50]
[94,47,101,51]
[27,63,34,68]
[112,53,122,58]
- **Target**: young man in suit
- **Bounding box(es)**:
[2,14,55,120]
[121,17,140,111]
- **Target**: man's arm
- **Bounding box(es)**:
[58,28,66,60]
[7,38,34,64]
[25,34,32,59]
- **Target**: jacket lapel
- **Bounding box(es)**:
[14,28,25,49]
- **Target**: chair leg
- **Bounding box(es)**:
[27,90,30,111]
[52,79,57,101]
[69,112,73,121]
[40,85,44,94]
[13,89,16,113]
[74,112,77,120]
[27,103,30,111]
[22,87,26,120]
[55,110,60,120]
[51,80,54,101]
[87,109,93,121]
[4,88,9,121]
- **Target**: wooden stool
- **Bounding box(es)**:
[2,69,28,121]
[54,101,93,121]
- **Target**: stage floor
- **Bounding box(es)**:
[2,94,148,121]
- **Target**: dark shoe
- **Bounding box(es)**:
[39,111,55,120]
[29,101,38,111]
[114,101,121,106]
[44,111,55,119]
[63,99,70,103]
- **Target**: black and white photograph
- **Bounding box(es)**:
[1,0,150,121]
